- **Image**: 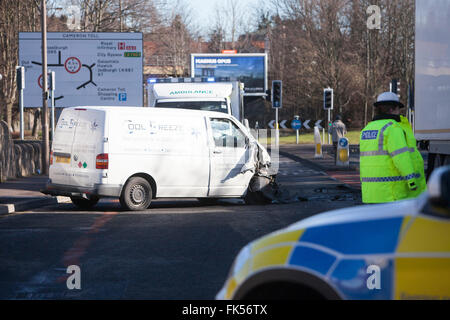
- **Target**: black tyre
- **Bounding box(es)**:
[71,196,100,210]
[244,190,271,205]
[120,177,152,211]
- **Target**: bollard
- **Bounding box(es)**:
[336,137,350,167]
[314,126,323,158]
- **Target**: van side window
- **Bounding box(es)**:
[210,118,247,148]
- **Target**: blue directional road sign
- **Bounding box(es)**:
[339,137,349,147]
[291,119,302,130]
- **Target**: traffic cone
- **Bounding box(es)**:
[314,126,323,158]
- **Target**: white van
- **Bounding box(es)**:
[44,106,272,210]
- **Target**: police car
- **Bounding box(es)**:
[216,166,450,300]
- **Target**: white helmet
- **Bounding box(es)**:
[374,91,404,108]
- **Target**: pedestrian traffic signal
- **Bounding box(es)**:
[408,82,414,110]
[391,79,399,93]
[391,79,400,98]
[272,80,282,108]
[323,88,333,110]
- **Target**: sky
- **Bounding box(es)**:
[176,0,264,37]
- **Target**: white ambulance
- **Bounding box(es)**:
[44,106,272,210]
[147,79,245,122]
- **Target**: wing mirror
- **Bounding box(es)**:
[427,165,450,215]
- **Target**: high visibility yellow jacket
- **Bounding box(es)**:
[398,115,427,197]
[360,115,424,203]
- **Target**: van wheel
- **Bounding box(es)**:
[120,177,152,211]
[244,190,271,205]
[71,196,99,210]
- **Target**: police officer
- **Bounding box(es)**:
[359,92,426,203]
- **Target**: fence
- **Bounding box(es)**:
[0,120,42,182]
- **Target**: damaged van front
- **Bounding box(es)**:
[240,135,277,204]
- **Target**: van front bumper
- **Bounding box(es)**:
[43,181,122,198]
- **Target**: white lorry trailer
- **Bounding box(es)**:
[147,78,245,122]
[415,0,450,176]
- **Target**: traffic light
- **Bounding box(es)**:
[391,79,400,96]
[272,80,282,108]
[16,66,25,90]
[408,82,414,110]
[49,71,55,91]
[323,88,333,110]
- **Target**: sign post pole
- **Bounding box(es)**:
[328,109,331,144]
[323,88,333,145]
[271,80,282,147]
[16,66,25,140]
[41,0,50,175]
[275,108,279,146]
[291,115,301,144]
[49,70,55,141]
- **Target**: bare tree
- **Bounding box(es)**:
[226,0,244,49]
[207,0,249,50]
[66,0,162,32]
[206,3,228,53]
[0,0,40,130]
[147,0,196,76]
[254,0,415,127]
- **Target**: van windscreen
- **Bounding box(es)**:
[155,101,228,113]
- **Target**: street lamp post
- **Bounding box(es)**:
[41,0,50,175]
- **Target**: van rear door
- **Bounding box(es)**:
[50,108,106,188]
[50,108,79,186]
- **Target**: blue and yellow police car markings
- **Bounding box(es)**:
[225,278,238,300]
[234,217,407,300]
[288,246,337,276]
[223,230,306,299]
[251,229,304,254]
[395,257,450,300]
[224,207,450,300]
[249,229,305,272]
[394,214,450,300]
[298,217,405,255]
[251,245,293,272]
[396,215,450,253]
[329,258,395,300]
[282,216,408,300]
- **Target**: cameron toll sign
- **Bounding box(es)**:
[19,32,143,107]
